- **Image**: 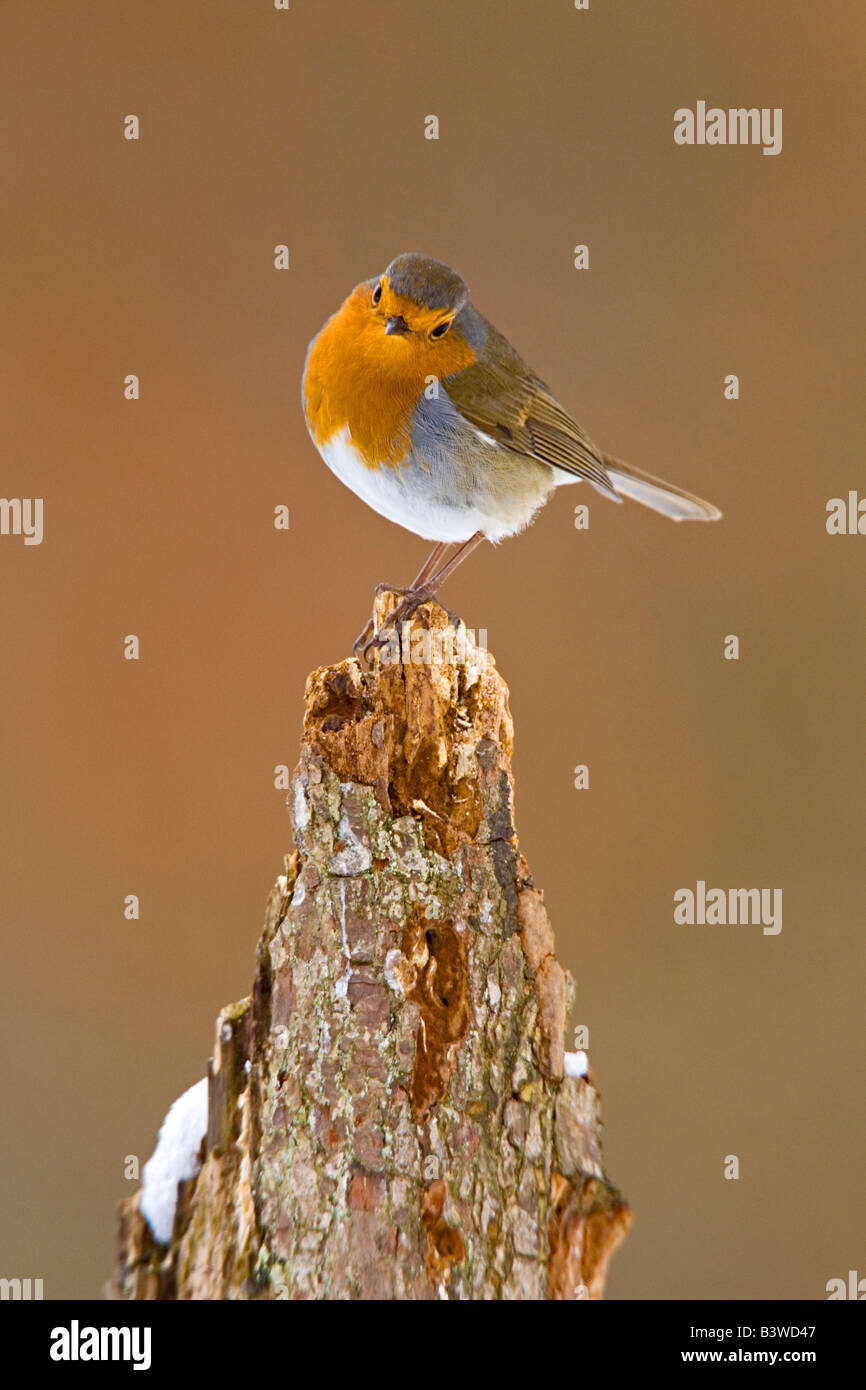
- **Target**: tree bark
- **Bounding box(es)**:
[112,593,631,1300]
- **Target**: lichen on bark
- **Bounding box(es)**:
[113,594,631,1300]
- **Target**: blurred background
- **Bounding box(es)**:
[1,0,864,1299]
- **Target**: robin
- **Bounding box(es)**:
[302,252,721,658]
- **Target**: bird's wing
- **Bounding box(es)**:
[444,315,618,497]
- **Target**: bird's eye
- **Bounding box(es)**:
[371,282,382,307]
[430,319,452,339]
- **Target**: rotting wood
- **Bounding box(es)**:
[112,593,631,1300]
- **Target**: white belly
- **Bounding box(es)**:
[318,427,494,543]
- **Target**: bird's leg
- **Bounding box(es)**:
[352,541,451,662]
[362,532,485,661]
[371,539,452,601]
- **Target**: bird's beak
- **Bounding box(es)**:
[385,315,409,336]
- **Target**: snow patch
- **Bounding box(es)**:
[563,1050,589,1079]
[330,807,371,875]
[384,949,406,995]
[334,879,352,999]
[140,1077,208,1244]
[290,877,306,907]
[293,780,310,831]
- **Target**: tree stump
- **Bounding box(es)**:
[113,593,631,1300]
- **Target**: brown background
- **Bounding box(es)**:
[2,0,864,1300]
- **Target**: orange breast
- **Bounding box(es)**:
[303,285,477,468]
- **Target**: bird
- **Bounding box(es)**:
[302,253,721,658]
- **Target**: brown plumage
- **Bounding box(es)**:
[301,252,721,658]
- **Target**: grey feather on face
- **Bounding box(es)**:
[452,301,486,349]
[384,253,469,313]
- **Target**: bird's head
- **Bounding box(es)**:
[365,253,471,346]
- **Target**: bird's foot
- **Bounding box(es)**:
[352,583,411,665]
[360,582,437,664]
[352,617,375,665]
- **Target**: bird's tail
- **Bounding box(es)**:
[602,452,722,522]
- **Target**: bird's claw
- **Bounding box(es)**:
[352,584,410,666]
[356,585,436,666]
